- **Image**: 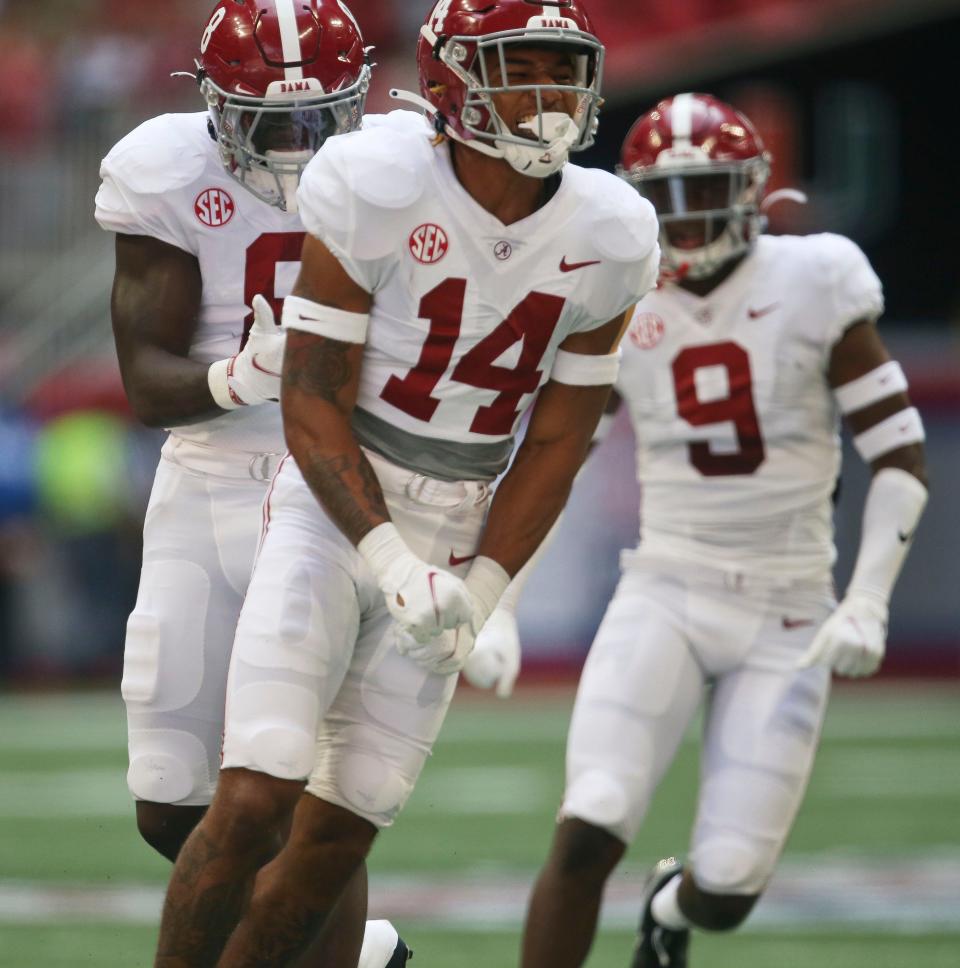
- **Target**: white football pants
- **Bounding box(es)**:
[121,437,282,806]
[562,551,834,895]
[221,449,490,828]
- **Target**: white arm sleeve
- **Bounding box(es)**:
[845,467,928,604]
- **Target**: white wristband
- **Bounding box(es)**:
[846,467,928,604]
[853,407,925,462]
[282,295,369,344]
[208,358,243,411]
[551,348,622,387]
[465,556,511,627]
[357,522,410,580]
[835,361,908,414]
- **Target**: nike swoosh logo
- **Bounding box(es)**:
[251,355,282,378]
[782,617,815,630]
[448,551,477,567]
[748,303,780,319]
[560,257,602,273]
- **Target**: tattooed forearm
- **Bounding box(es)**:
[283,335,353,404]
[301,451,389,545]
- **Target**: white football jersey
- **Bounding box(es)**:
[95,112,306,453]
[295,111,660,480]
[618,233,884,579]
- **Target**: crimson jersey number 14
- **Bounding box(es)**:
[382,278,566,436]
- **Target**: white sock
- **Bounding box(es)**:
[357,919,399,968]
[650,873,691,931]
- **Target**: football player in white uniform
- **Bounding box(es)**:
[151,1,660,964]
[96,3,412,965]
[520,93,929,968]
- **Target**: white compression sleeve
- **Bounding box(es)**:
[846,467,928,603]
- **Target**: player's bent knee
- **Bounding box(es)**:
[307,730,420,829]
[135,801,205,861]
[222,681,320,782]
[551,817,625,882]
[692,835,772,897]
[336,752,414,827]
[127,729,213,804]
[561,769,633,844]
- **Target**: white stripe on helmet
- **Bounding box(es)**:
[671,92,694,148]
[274,0,305,81]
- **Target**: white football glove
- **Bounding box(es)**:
[395,623,477,675]
[208,294,285,409]
[462,607,521,698]
[797,592,888,678]
[359,524,475,643]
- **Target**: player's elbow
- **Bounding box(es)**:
[872,443,928,490]
[122,382,171,429]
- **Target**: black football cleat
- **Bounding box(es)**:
[630,857,690,968]
[386,934,413,967]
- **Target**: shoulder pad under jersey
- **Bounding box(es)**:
[100,113,212,196]
[328,116,433,210]
[568,167,660,264]
[297,117,434,265]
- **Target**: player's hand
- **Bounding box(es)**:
[360,524,475,642]
[396,623,476,675]
[209,295,286,409]
[384,560,475,642]
[796,593,888,678]
[462,607,521,698]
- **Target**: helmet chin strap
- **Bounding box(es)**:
[498,113,578,178]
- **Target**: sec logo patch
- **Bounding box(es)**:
[629,312,665,350]
[195,188,235,228]
[409,223,449,264]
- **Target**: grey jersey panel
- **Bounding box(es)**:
[352,408,513,482]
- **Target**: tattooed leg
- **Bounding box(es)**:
[216,796,377,968]
[154,769,304,968]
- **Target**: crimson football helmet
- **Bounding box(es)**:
[618,93,772,280]
[196,0,370,211]
[397,0,604,179]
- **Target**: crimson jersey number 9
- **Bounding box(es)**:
[672,341,766,476]
[381,277,566,436]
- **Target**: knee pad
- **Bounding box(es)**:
[307,727,417,828]
[223,681,319,781]
[691,834,772,895]
[338,751,414,824]
[127,728,213,805]
[561,769,632,842]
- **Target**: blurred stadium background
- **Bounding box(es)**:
[0,1,958,965]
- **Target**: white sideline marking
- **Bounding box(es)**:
[3,856,959,930]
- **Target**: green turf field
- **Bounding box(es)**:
[1,684,958,966]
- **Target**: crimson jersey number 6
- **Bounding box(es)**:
[672,341,766,476]
[381,277,566,436]
[241,231,307,347]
